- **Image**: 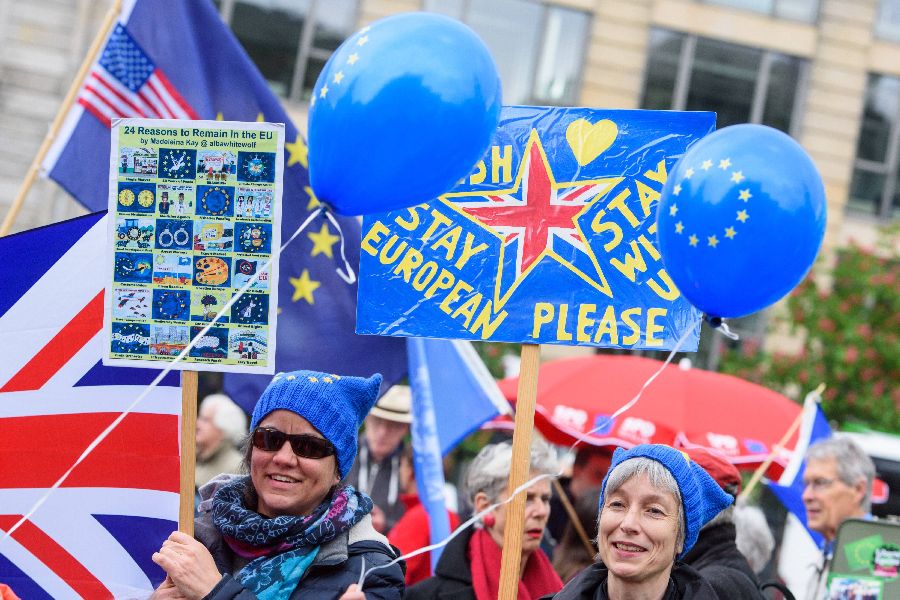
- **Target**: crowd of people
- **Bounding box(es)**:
[148,369,878,600]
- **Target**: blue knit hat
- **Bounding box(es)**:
[250,370,383,478]
[599,444,733,558]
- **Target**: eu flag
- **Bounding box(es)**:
[41,0,407,409]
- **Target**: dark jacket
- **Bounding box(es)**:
[404,524,476,600]
[345,440,407,533]
[549,561,719,600]
[194,481,405,600]
[682,521,764,599]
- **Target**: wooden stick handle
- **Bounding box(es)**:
[738,383,825,501]
[179,370,199,535]
[0,0,122,236]
[498,343,541,600]
[551,477,595,558]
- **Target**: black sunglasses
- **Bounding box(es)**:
[252,427,336,459]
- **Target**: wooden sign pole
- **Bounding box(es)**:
[497,343,541,599]
[0,0,122,236]
[179,370,198,535]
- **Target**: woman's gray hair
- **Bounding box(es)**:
[201,393,248,446]
[600,457,686,550]
[807,437,875,511]
[466,438,558,503]
[734,504,774,574]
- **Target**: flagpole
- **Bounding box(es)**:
[498,343,541,600]
[738,383,825,501]
[179,370,198,535]
[0,0,122,236]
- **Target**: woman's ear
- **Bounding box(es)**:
[473,491,491,513]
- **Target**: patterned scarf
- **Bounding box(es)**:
[212,476,373,599]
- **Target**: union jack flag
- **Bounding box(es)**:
[79,23,198,127]
[0,212,181,598]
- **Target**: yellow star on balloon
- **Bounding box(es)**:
[286,135,308,168]
[308,223,340,259]
[725,227,737,239]
[689,234,699,247]
[290,269,321,304]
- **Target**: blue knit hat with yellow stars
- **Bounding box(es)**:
[599,444,733,558]
[251,370,383,478]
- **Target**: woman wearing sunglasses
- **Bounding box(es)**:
[151,370,405,600]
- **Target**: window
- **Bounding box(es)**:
[702,0,819,22]
[425,0,590,105]
[217,0,359,102]
[876,0,900,41]
[641,29,807,135]
[849,74,900,220]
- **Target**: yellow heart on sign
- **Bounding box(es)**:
[566,118,618,166]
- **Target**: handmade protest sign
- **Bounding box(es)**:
[357,107,714,350]
[103,118,284,373]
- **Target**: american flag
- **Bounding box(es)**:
[0,212,181,598]
[78,23,198,127]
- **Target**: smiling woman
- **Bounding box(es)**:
[552,444,733,600]
[149,370,405,600]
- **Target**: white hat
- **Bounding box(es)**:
[369,384,412,424]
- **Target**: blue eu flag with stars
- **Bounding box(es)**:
[41,0,407,409]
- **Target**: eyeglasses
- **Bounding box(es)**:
[803,477,836,492]
[252,427,336,459]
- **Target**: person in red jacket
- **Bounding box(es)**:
[387,446,460,586]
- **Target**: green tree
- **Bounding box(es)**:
[719,226,900,432]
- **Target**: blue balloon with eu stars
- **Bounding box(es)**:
[657,124,827,319]
[307,12,502,216]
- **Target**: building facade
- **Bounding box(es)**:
[1,0,894,245]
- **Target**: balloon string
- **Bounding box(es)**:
[322,206,357,285]
[0,209,323,545]
[360,324,694,586]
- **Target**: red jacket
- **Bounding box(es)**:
[387,493,460,586]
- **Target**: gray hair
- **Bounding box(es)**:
[600,457,686,551]
[466,439,558,503]
[734,504,774,574]
[201,393,248,446]
[806,437,875,511]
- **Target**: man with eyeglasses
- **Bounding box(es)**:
[801,436,875,600]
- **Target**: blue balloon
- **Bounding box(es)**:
[656,124,827,319]
[308,13,502,216]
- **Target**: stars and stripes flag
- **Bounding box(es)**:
[78,23,199,127]
[0,212,180,598]
[41,0,406,411]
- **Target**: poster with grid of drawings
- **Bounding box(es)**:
[102,118,283,373]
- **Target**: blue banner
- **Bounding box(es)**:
[357,107,713,349]
[408,338,454,569]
